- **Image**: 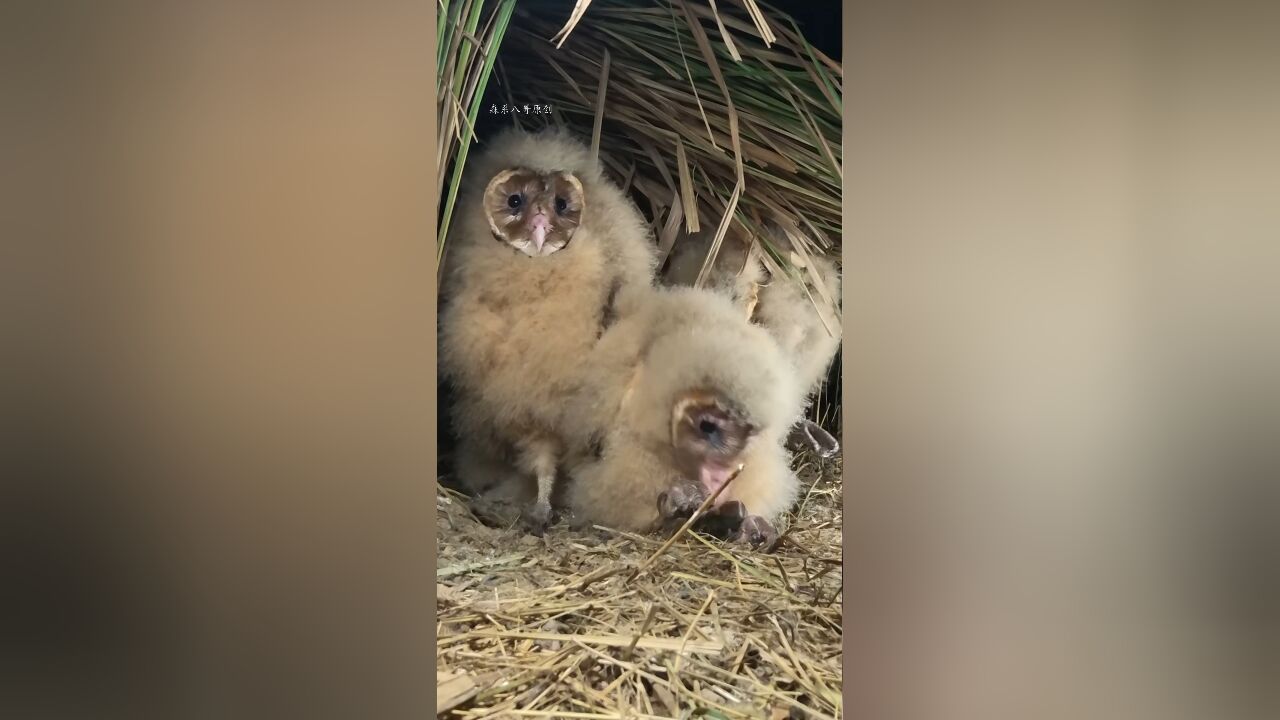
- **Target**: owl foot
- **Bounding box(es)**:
[658,482,707,520]
[521,499,554,536]
[693,500,747,539]
[735,514,779,551]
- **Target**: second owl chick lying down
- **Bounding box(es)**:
[555,285,806,545]
[662,227,843,459]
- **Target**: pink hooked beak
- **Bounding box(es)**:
[529,211,550,251]
[698,463,737,499]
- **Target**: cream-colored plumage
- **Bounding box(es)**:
[439,128,656,527]
[661,231,765,315]
[662,226,842,400]
[559,285,804,533]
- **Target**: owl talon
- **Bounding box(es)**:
[521,500,554,536]
[658,482,706,520]
[693,500,747,539]
[735,514,778,550]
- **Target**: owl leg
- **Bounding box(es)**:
[528,465,555,533]
[514,434,559,535]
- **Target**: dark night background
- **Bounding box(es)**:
[510,1,842,59]
[466,0,841,146]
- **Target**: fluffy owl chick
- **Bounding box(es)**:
[439,128,656,531]
[560,286,803,544]
[662,227,843,457]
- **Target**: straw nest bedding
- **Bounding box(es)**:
[436,449,843,719]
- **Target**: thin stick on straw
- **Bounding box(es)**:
[627,463,744,582]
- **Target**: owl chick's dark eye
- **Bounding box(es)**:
[554,196,568,214]
[507,194,523,209]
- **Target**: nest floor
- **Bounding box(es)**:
[436,453,843,719]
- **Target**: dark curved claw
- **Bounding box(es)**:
[787,419,841,459]
[657,482,707,521]
[693,499,747,539]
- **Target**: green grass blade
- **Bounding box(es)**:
[438,0,517,266]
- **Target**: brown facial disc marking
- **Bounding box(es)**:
[669,389,756,455]
[484,167,528,243]
[547,171,585,251]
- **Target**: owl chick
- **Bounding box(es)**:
[558,285,804,545]
[662,225,843,457]
[439,128,656,532]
